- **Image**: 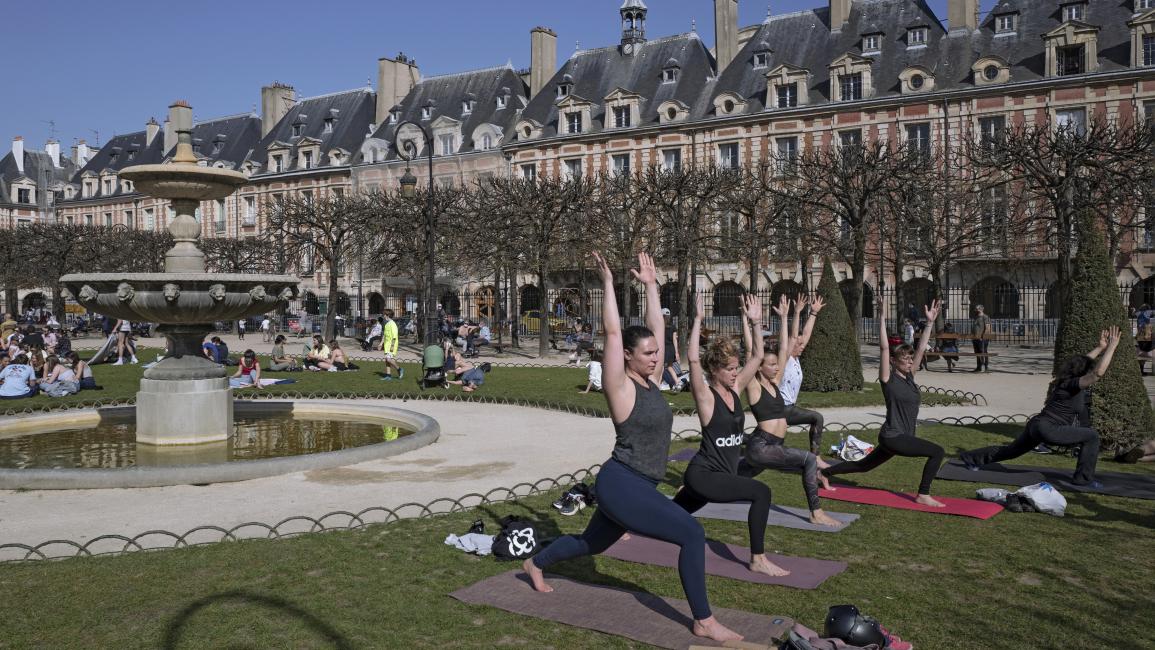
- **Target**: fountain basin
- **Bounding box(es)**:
[59,273,298,324]
[119,163,247,201]
[0,401,439,489]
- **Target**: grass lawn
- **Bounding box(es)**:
[11,348,965,416]
[2,423,1152,649]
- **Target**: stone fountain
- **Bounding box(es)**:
[60,101,298,446]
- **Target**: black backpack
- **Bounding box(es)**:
[491,515,540,560]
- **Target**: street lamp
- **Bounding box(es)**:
[394,121,437,346]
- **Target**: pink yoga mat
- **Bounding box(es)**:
[604,535,846,589]
[818,486,1003,519]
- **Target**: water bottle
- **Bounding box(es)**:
[838,432,846,452]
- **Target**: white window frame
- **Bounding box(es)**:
[908,28,927,46]
[663,68,677,83]
[753,52,770,68]
[612,153,631,176]
[520,163,537,180]
[1063,3,1085,21]
[662,149,682,172]
[496,95,507,109]
[243,196,256,226]
[613,106,631,128]
[566,111,582,135]
[996,14,1015,33]
[302,150,313,169]
[863,34,880,52]
[439,134,456,156]
[776,83,798,108]
[717,142,740,170]
[563,158,583,179]
[323,118,334,133]
[1056,107,1087,136]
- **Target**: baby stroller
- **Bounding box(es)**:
[418,344,448,389]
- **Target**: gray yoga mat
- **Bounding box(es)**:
[451,570,794,649]
[603,535,847,589]
[681,499,860,533]
[937,459,1155,500]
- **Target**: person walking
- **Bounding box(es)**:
[261,316,273,343]
[779,295,827,455]
[523,252,743,644]
[961,327,1120,488]
[381,310,403,380]
[971,304,992,372]
[823,299,947,507]
[237,319,246,340]
[112,319,138,366]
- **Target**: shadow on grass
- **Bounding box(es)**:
[160,589,352,650]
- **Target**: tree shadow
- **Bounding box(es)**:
[160,590,352,649]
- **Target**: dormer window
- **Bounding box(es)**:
[389,111,400,124]
[421,106,432,120]
[1064,3,1085,21]
[1057,44,1086,75]
[996,14,1016,33]
[439,134,456,155]
[212,140,224,155]
[1140,0,1154,10]
[17,188,31,204]
[127,150,136,161]
[323,118,334,133]
[776,83,798,108]
[557,82,572,98]
[613,106,631,128]
[840,73,863,101]
[566,111,582,134]
[908,27,927,46]
[481,134,493,150]
[462,100,475,114]
[862,34,881,53]
[273,154,284,173]
[292,123,303,137]
[754,52,770,68]
[496,95,508,109]
[302,151,313,169]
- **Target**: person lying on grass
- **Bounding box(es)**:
[448,355,487,393]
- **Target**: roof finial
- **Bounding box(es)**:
[575,39,581,51]
[691,18,697,33]
[766,2,773,20]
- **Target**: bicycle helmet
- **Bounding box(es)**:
[824,604,886,647]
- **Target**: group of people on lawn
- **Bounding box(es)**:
[0,312,94,400]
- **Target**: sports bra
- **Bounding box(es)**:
[749,380,786,422]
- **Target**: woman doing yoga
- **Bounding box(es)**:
[824,299,947,507]
[960,327,1120,487]
[672,293,789,578]
[738,295,840,527]
[523,252,743,644]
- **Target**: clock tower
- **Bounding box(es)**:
[620,0,647,55]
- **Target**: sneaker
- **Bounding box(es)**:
[552,491,570,510]
[398,368,405,380]
[327,367,338,372]
[130,357,139,364]
[381,375,394,381]
[468,519,485,535]
[1031,444,1053,454]
[112,359,124,366]
[558,494,586,516]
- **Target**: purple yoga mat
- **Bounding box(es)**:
[603,534,846,589]
[451,570,793,649]
[669,448,697,462]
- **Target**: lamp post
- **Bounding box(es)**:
[395,121,437,346]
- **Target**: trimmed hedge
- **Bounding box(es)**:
[801,259,864,392]
[1052,213,1154,451]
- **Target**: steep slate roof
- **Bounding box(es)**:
[519,33,716,139]
[254,87,376,172]
[705,0,1143,115]
[71,130,166,186]
[368,64,528,159]
[189,114,262,170]
[0,149,78,206]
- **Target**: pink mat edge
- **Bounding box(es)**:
[818,486,1003,519]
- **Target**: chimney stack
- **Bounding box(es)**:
[948,0,978,32]
[11,137,24,174]
[44,140,60,168]
[376,55,420,127]
[166,101,193,154]
[530,27,558,97]
[714,0,739,71]
[145,117,160,146]
[830,0,850,31]
[261,82,297,138]
[76,139,91,165]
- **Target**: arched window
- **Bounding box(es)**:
[660,282,683,314]
[334,292,351,317]
[475,285,496,321]
[970,276,1018,319]
[1128,277,1155,313]
[303,291,320,315]
[839,280,874,318]
[519,285,541,312]
[368,292,385,316]
[712,281,745,317]
[902,278,934,314]
[770,280,804,308]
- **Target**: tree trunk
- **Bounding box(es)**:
[676,256,690,365]
[848,228,868,333]
[510,265,520,348]
[51,283,65,323]
[324,264,340,341]
[538,263,549,358]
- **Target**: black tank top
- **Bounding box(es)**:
[749,381,786,423]
[689,386,745,475]
[611,378,675,481]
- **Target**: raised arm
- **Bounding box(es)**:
[734,294,763,391]
[789,294,804,354]
[1086,328,1110,360]
[773,295,791,385]
[879,299,891,383]
[634,252,665,386]
[1080,327,1121,389]
[686,292,714,426]
[593,252,630,413]
[795,295,825,354]
[911,300,940,372]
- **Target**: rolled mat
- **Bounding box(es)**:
[603,534,846,589]
[818,485,1003,519]
[685,500,860,533]
[937,459,1155,500]
[450,570,793,649]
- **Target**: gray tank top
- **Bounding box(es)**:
[611,378,675,481]
[880,370,920,438]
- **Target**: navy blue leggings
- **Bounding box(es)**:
[532,458,711,620]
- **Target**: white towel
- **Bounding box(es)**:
[444,533,495,556]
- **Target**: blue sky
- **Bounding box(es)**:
[3,0,981,156]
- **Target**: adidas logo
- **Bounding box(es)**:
[714,434,744,448]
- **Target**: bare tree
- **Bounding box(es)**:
[585,172,654,322]
[262,192,372,340]
[202,237,277,274]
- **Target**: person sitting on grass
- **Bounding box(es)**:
[203,336,234,366]
[67,352,96,390]
[266,335,298,371]
[0,354,38,399]
[325,340,350,372]
[448,355,487,392]
[1117,438,1155,463]
[229,350,263,389]
[303,335,331,371]
[39,354,79,397]
[580,348,603,393]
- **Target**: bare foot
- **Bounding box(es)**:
[915,494,946,508]
[816,457,831,470]
[692,616,743,643]
[620,532,632,541]
[522,558,553,593]
[817,471,833,491]
[810,510,841,527]
[749,554,791,577]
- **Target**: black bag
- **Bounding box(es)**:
[479,362,492,373]
[491,515,540,560]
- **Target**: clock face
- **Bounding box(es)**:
[623,43,634,55]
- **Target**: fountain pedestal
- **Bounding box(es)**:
[137,377,233,445]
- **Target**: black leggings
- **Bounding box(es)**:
[962,417,1099,484]
[741,432,822,512]
[824,433,945,495]
[783,404,824,455]
[674,464,772,555]
[531,459,711,620]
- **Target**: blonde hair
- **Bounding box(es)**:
[701,337,739,375]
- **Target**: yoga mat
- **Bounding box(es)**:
[688,501,860,533]
[603,535,846,589]
[818,486,1003,519]
[669,448,697,462]
[937,459,1155,500]
[451,570,793,649]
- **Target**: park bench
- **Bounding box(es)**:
[923,332,998,367]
